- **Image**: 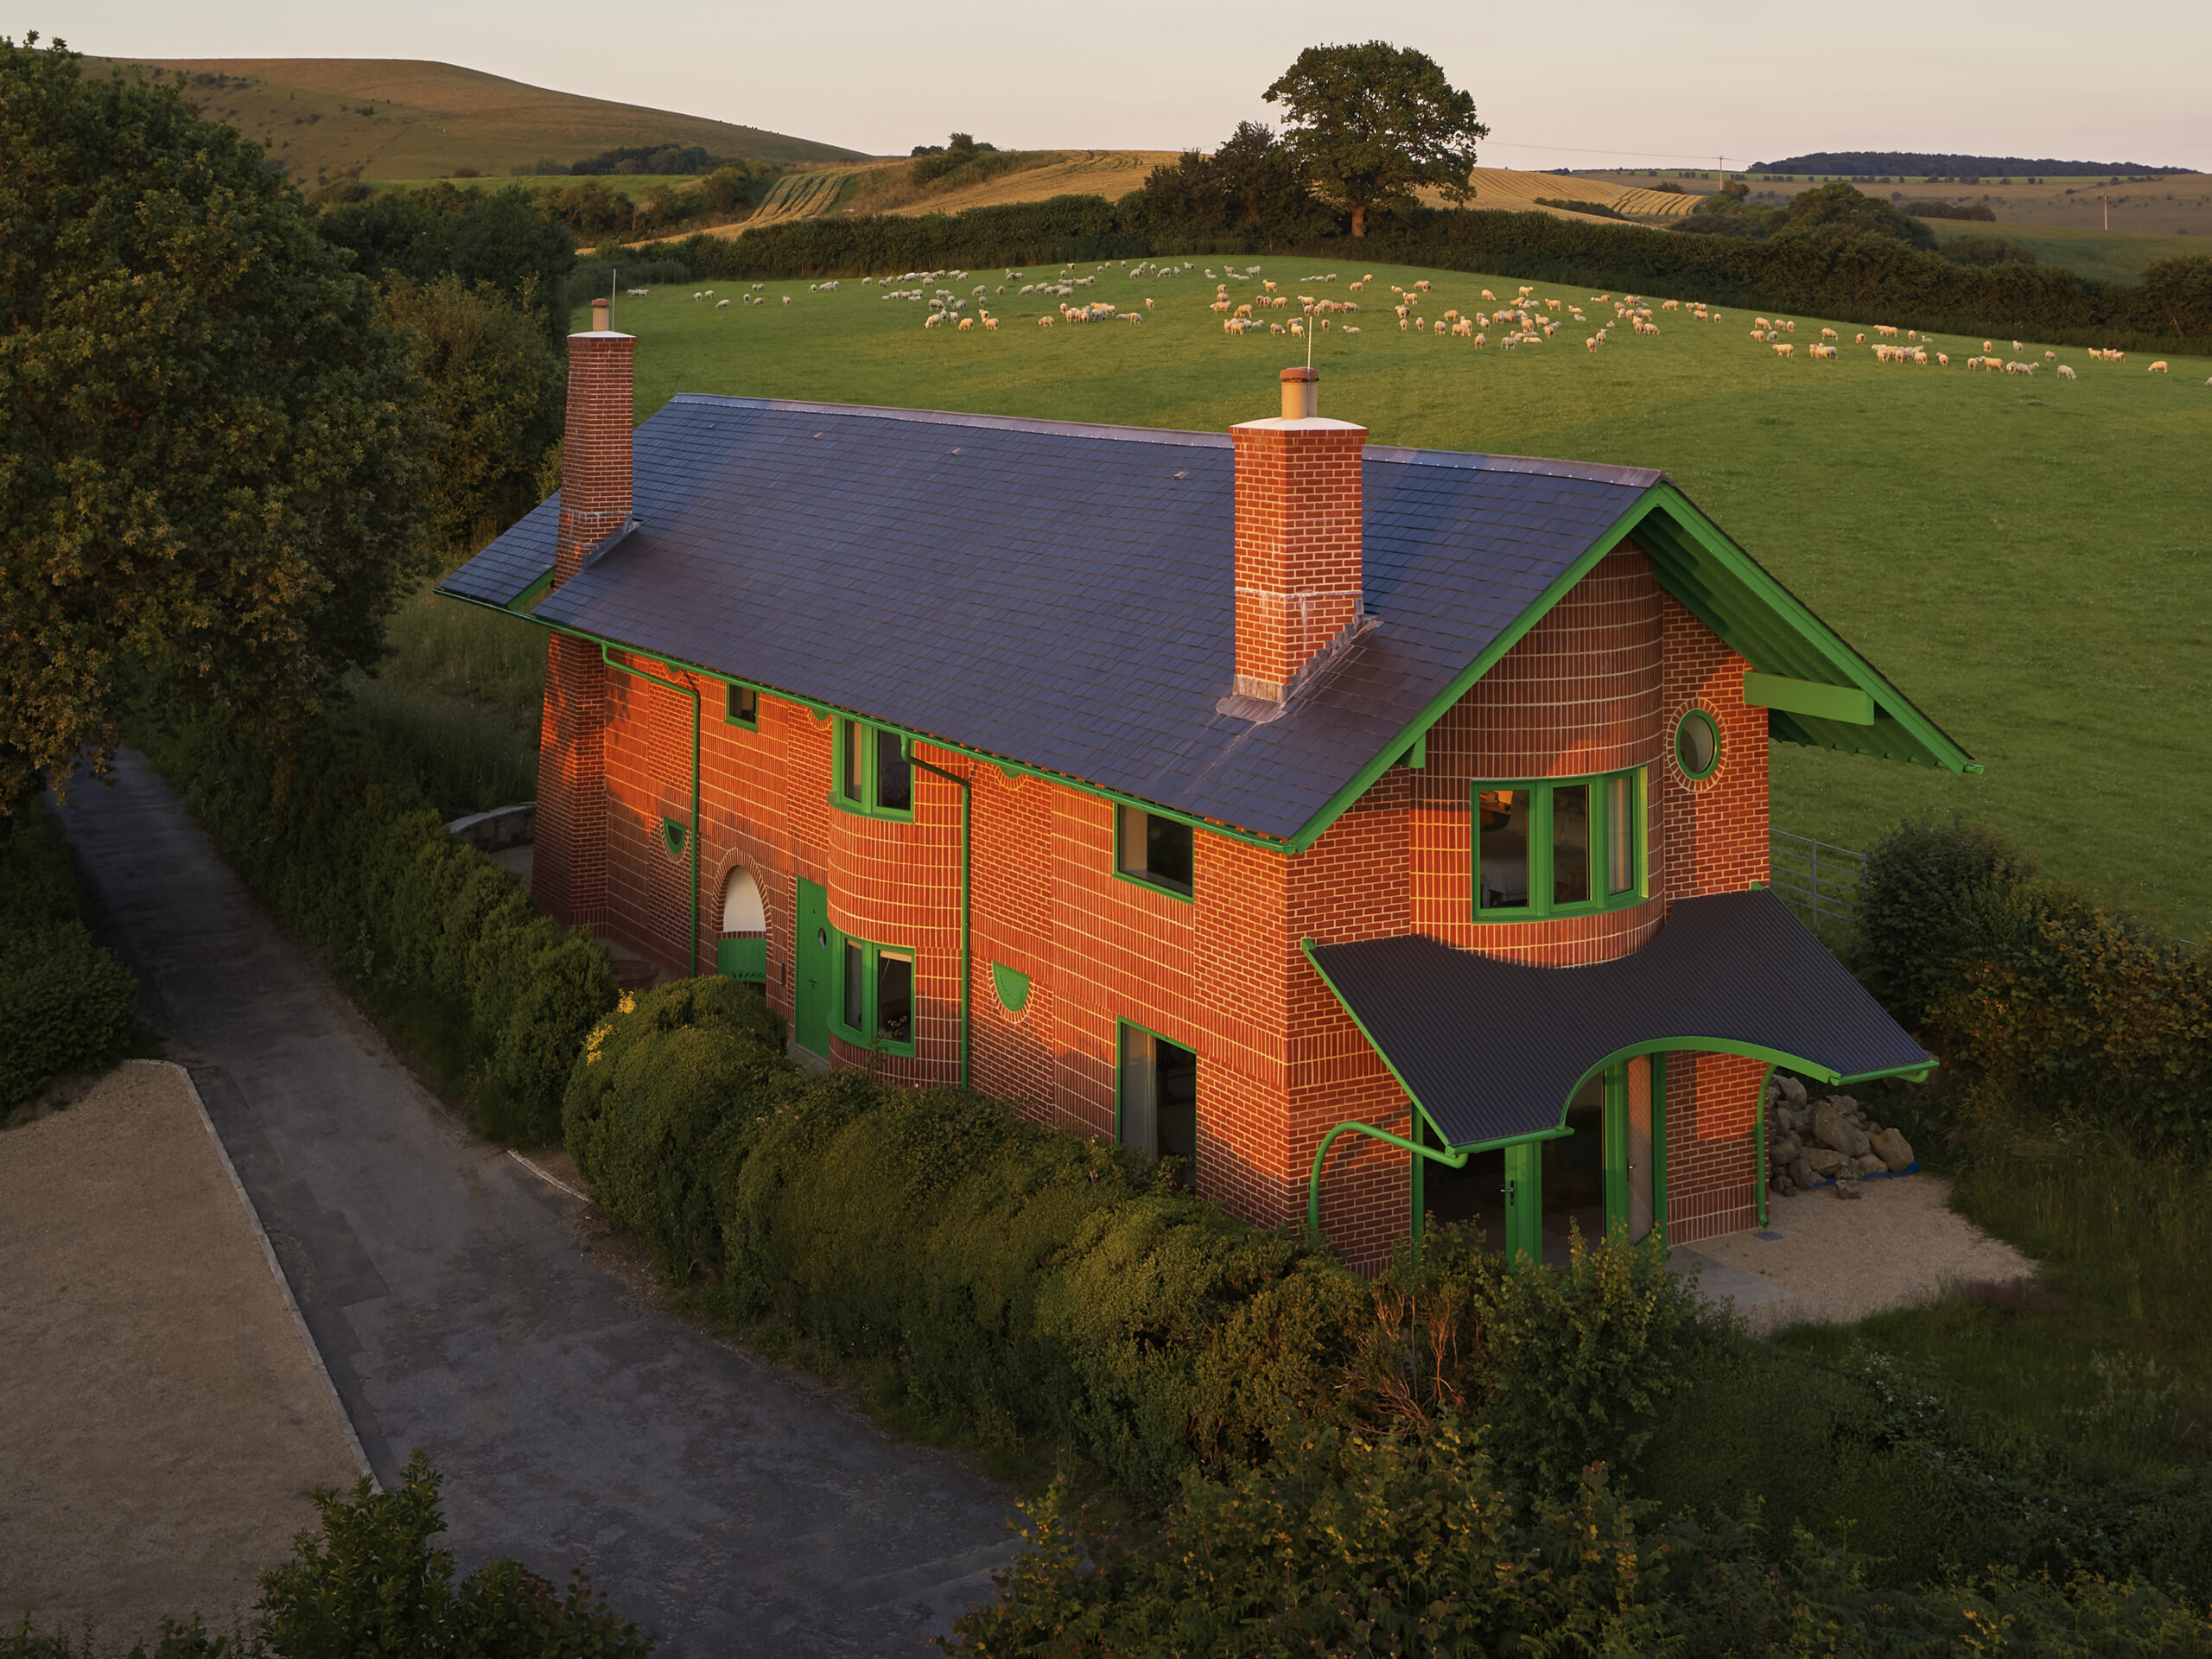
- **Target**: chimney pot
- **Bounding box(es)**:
[590,296,611,332]
[1279,365,1319,421]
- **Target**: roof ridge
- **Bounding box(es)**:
[662,395,1233,450]
[1363,446,1666,487]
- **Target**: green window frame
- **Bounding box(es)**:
[1473,767,1645,920]
[1116,1020,1198,1185]
[832,718,914,819]
[1674,709,1721,780]
[724,682,760,729]
[1114,804,1195,901]
[830,931,917,1055]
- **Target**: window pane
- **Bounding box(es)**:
[1116,804,1149,876]
[728,683,757,725]
[1154,1035,1198,1187]
[875,950,913,1044]
[842,939,864,1032]
[1626,1056,1654,1243]
[1607,775,1636,896]
[1477,789,1530,910]
[1146,815,1193,893]
[875,728,912,812]
[1553,785,1591,905]
[1118,1026,1157,1155]
[841,720,862,802]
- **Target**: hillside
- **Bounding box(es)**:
[79,56,865,188]
[1757,150,2191,178]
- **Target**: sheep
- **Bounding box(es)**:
[1772,342,1796,359]
[1144,297,1154,310]
[2149,360,2171,373]
[1749,328,1767,340]
[1821,327,1840,340]
[1235,303,1254,319]
[1344,326,1361,334]
[1481,289,1497,301]
[715,298,730,310]
[957,316,975,331]
[1037,315,1054,327]
[1937,353,1950,366]
[924,314,943,328]
[2045,350,2057,361]
[782,296,791,306]
[1856,334,1866,344]
[2012,340,2023,353]
[692,291,705,302]
[1547,298,1561,311]
[2056,362,2075,378]
[1662,299,1681,310]
[1756,317,1772,330]
[1586,335,1601,353]
[1808,343,1838,359]
[1289,321,1305,337]
[1433,319,1447,335]
[1876,325,1897,337]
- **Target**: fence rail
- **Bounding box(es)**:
[1770,830,1866,928]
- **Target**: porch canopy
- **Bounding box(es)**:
[1303,889,1930,1150]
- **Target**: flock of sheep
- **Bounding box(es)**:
[627,259,2208,385]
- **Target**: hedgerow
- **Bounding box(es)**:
[652,196,2212,357]
[138,717,614,1142]
[0,794,137,1107]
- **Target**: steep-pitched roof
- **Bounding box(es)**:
[440,395,1973,846]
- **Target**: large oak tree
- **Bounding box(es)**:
[1,36,435,808]
[1263,42,1489,238]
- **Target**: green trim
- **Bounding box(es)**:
[1308,1120,1467,1240]
[1400,731,1427,770]
[1743,671,1875,726]
[1674,709,1722,780]
[1112,869,1197,906]
[661,817,688,859]
[1755,1063,1776,1229]
[505,569,555,614]
[600,645,701,980]
[830,933,918,1057]
[1473,768,1646,921]
[723,681,760,729]
[1113,1016,1196,1154]
[715,936,767,981]
[1651,1055,1669,1248]
[991,962,1032,1013]
[832,719,916,821]
[908,746,973,1090]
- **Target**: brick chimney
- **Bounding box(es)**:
[1230,368,1369,703]
[533,309,633,933]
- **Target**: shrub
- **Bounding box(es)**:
[139,717,613,1142]
[0,796,137,1107]
[1906,199,1999,220]
[1855,816,2033,1027]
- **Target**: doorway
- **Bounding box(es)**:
[795,878,830,1057]
[1415,1054,1662,1259]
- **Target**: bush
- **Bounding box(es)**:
[1907,199,1999,220]
[1855,815,2034,1027]
[948,1414,2212,1655]
[0,796,137,1107]
[139,717,614,1142]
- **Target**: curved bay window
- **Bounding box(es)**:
[1475,768,1645,919]
[835,936,916,1054]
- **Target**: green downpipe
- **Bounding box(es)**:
[1307,1120,1467,1240]
[599,645,700,980]
[907,744,971,1091]
[1756,1063,1776,1230]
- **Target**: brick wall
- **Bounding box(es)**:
[563,541,1773,1268]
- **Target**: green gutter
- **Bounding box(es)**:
[906,744,972,1090]
[597,644,701,980]
[1307,1121,1467,1241]
[445,595,1298,856]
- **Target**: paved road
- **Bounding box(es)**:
[58,753,1020,1656]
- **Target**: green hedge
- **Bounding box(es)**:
[0,797,138,1108]
[1856,818,2212,1155]
[140,719,614,1142]
[657,195,2212,357]
[562,978,1707,1503]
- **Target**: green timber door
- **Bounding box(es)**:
[795,878,830,1058]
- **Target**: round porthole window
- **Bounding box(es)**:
[1675,709,1721,780]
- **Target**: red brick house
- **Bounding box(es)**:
[441,305,1975,1269]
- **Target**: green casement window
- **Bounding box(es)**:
[724,682,759,729]
[833,718,913,818]
[1115,804,1194,900]
[834,934,916,1054]
[1117,1021,1198,1186]
[1474,768,1645,919]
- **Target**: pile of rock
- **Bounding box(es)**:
[1764,1074,1915,1201]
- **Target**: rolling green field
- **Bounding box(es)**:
[1926,219,2207,284]
[575,264,2212,934]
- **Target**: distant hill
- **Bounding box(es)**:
[79,56,867,188]
[1753,150,2190,178]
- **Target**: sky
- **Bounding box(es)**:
[25,0,2212,174]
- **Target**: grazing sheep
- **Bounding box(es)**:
[692,291,705,301]
[1821,327,1839,340]
[1773,342,1796,359]
[2149,360,2171,372]
[2045,350,2056,361]
[1037,315,1053,327]
[1289,321,1305,337]
[1937,353,1949,366]
[2056,363,2075,378]
[1808,343,1837,359]
[1983,340,1995,352]
[1662,299,1680,310]
[715,298,730,309]
[957,316,974,331]
[1481,288,1497,301]
[983,317,1000,331]
[1586,336,1600,352]
[782,296,791,306]
[1856,334,1866,344]
[1876,325,1897,337]
[1144,297,1154,309]
[1756,317,1771,330]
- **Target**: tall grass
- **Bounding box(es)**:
[343,583,547,821]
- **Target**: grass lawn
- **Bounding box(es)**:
[576,261,2212,935]
[1925,219,2209,284]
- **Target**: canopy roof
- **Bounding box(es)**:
[1304,890,1932,1149]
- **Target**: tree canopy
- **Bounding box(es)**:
[316,182,576,340]
[1262,42,1488,237]
[1136,121,1323,242]
[0,35,436,806]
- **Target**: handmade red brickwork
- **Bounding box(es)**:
[546,354,1789,1274]
[1231,406,1369,702]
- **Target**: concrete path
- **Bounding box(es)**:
[57,753,1020,1656]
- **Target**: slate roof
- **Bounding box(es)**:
[442,395,1663,843]
[1306,890,1932,1148]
